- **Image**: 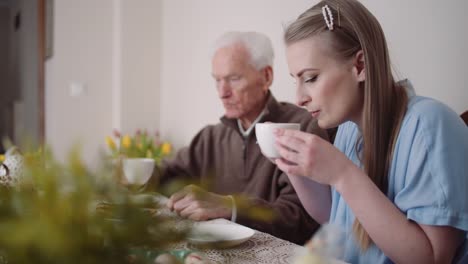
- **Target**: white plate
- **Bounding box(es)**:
[187,222,255,248]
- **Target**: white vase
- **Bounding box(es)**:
[122,158,155,186]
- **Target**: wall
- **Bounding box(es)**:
[159,0,468,148]
[362,0,468,113]
[45,0,162,166]
[120,0,161,135]
[45,0,114,166]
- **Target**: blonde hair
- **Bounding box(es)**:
[284,0,408,250]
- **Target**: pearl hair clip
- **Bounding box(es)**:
[322,4,334,30]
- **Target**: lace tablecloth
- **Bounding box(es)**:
[168,219,306,264]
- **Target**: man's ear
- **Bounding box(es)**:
[353,50,365,82]
[262,66,274,91]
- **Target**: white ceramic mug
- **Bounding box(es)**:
[255,123,300,158]
[122,158,155,185]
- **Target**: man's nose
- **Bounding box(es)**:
[218,81,232,98]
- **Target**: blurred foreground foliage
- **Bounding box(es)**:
[0,146,189,264]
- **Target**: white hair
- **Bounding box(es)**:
[211,31,274,70]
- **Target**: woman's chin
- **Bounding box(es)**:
[318,119,338,130]
[317,119,328,129]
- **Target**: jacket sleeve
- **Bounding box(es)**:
[234,174,320,245]
[146,128,209,190]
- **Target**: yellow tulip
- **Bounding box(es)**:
[122,135,132,149]
[105,136,117,151]
[146,149,153,158]
[0,155,4,163]
[161,142,172,155]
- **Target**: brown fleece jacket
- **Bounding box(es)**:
[150,93,328,244]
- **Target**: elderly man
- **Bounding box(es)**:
[150,31,328,244]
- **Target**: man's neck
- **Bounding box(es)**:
[239,118,253,131]
[239,95,269,129]
[238,106,268,138]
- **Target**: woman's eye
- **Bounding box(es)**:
[305,75,318,83]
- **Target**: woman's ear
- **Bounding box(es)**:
[353,50,365,82]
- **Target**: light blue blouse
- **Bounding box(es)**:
[330,96,468,263]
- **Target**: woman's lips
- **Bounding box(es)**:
[310,110,321,118]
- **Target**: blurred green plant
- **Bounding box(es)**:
[0,145,188,264]
[106,130,172,164]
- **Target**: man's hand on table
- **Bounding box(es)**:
[167,185,232,221]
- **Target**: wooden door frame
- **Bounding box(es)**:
[37,0,45,144]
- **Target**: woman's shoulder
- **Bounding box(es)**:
[399,95,468,151]
[405,96,460,125]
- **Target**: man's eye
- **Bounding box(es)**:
[229,76,241,81]
[305,75,318,83]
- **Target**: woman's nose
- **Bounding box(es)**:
[296,87,311,107]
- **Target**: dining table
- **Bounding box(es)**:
[167,218,347,264]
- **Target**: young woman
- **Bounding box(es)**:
[273,0,468,263]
